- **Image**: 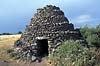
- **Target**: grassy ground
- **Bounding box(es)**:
[0,34,21,61]
[0,34,99,66]
[0,34,47,66]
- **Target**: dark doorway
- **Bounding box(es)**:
[36,39,48,57]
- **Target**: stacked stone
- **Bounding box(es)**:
[14,5,82,61]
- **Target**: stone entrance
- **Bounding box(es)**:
[36,37,48,57]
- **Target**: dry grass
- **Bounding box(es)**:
[0,34,21,48]
[0,34,48,66]
[0,34,21,61]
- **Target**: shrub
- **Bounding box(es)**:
[9,52,17,57]
[17,31,22,34]
[48,40,96,66]
[86,34,100,47]
[7,49,14,53]
[80,26,96,38]
[2,33,11,35]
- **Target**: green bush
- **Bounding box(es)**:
[48,40,96,66]
[80,25,100,48]
[9,52,17,57]
[86,34,100,47]
[80,26,96,38]
[7,49,14,53]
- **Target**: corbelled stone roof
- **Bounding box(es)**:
[14,5,82,62]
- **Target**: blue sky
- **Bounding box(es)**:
[0,0,100,33]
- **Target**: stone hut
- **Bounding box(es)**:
[14,5,82,60]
